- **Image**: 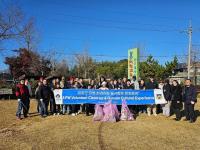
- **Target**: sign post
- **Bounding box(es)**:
[128,48,139,80]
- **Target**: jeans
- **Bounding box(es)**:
[16,100,29,117]
[62,105,70,114]
[50,98,56,114]
[40,100,49,116]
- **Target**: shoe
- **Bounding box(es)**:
[174,118,180,121]
[189,120,195,123]
[183,118,189,121]
[148,113,151,116]
[16,116,21,120]
[53,113,56,116]
[154,113,157,116]
[71,113,76,116]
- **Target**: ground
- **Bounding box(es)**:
[0,99,200,150]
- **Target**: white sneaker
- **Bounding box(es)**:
[154,113,157,116]
[71,113,76,116]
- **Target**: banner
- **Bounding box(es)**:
[54,89,167,105]
[128,48,139,80]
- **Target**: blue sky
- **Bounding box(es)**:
[1,0,200,70]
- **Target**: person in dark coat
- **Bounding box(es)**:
[162,79,172,117]
[146,77,158,116]
[170,80,182,121]
[35,81,43,113]
[182,79,197,123]
[138,79,147,113]
[124,80,135,115]
[15,79,30,119]
[108,79,115,89]
[38,79,52,118]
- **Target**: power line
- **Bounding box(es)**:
[39,50,187,59]
[43,17,182,33]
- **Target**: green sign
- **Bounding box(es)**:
[128,48,139,80]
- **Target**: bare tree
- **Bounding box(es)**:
[0,2,37,51]
[74,49,96,78]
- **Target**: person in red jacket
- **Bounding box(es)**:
[16,79,30,120]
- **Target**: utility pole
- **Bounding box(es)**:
[187,21,192,79]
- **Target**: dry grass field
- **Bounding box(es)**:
[0,99,200,150]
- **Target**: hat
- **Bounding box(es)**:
[102,81,107,85]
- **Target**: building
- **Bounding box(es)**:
[170,63,200,85]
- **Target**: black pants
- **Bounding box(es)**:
[171,102,182,120]
[184,103,195,121]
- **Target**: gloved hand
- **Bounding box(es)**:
[17,99,21,102]
[40,99,43,102]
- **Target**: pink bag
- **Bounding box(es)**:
[112,104,120,121]
[93,104,104,121]
[120,100,134,121]
[102,101,119,122]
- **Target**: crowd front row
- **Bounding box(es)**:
[15,76,198,123]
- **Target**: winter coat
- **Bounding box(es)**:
[163,84,172,101]
[38,85,52,101]
[15,84,30,101]
[182,85,197,104]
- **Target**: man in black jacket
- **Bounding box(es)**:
[162,79,172,117]
[146,77,158,116]
[182,79,197,123]
[38,79,52,117]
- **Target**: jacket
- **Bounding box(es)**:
[182,85,197,104]
[163,84,172,101]
[171,85,182,102]
[38,84,52,100]
[15,84,30,101]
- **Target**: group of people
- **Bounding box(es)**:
[15,75,198,123]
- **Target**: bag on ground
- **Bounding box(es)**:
[120,100,134,121]
[93,104,104,121]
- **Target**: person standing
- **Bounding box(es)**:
[146,77,158,116]
[49,79,56,115]
[162,79,172,117]
[38,79,52,118]
[15,79,30,119]
[138,79,147,113]
[25,79,32,114]
[170,80,182,121]
[108,79,115,89]
[60,77,68,115]
[35,81,42,113]
[131,76,139,90]
[124,80,135,115]
[182,79,197,123]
